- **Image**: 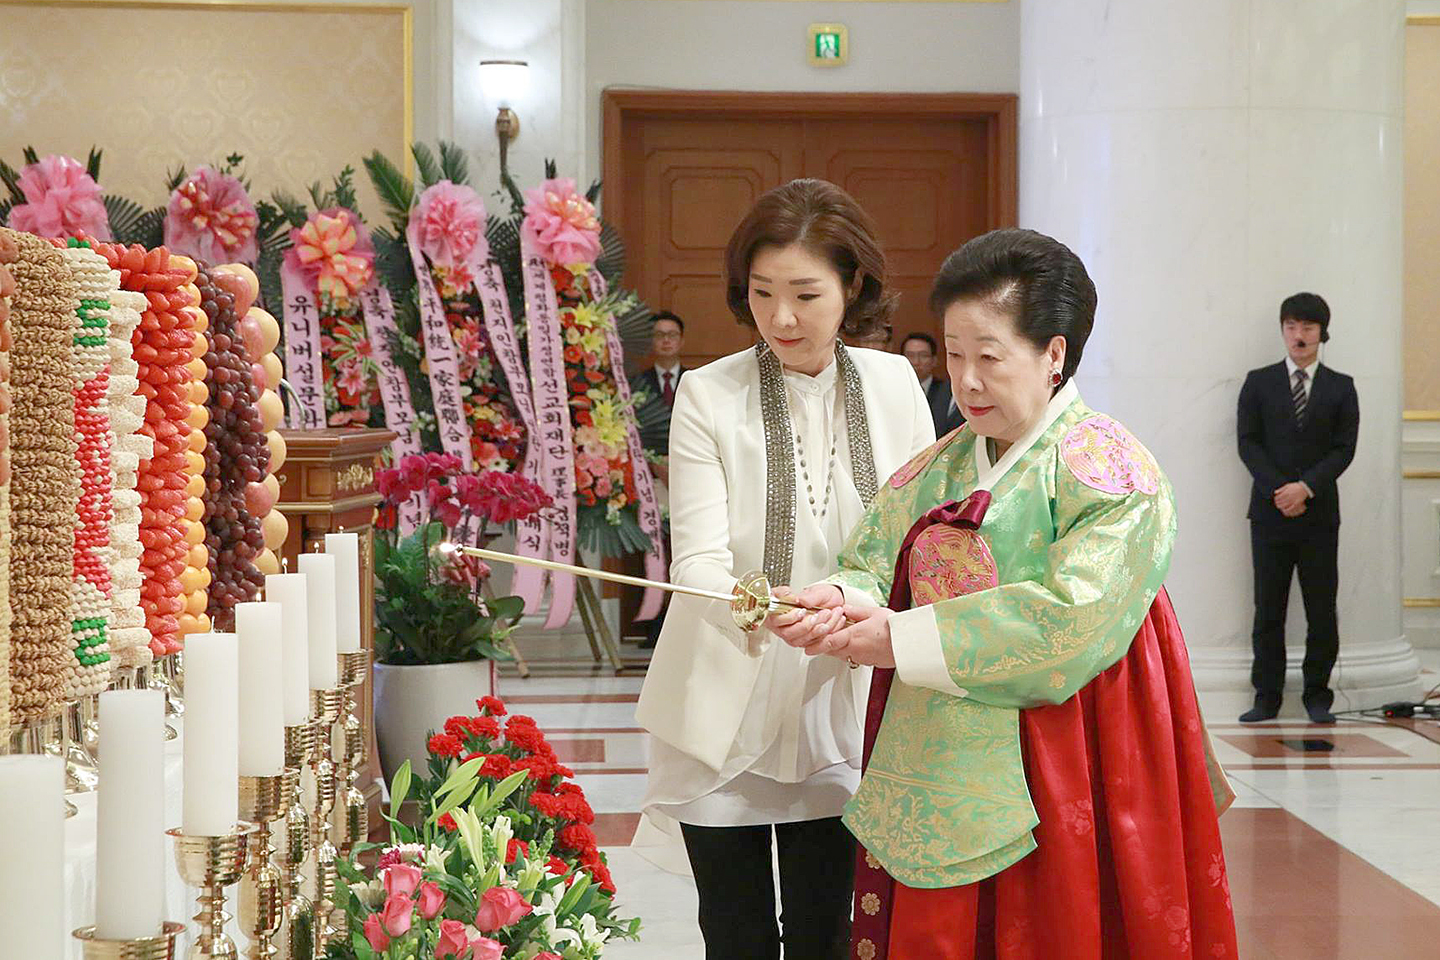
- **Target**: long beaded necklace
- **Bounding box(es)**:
[793,394,840,524]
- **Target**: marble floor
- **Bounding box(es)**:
[500,626,1440,959]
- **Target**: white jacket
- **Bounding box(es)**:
[635,346,935,770]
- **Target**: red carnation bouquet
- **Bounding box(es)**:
[332,694,639,959]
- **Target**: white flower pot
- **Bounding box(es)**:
[372,659,499,786]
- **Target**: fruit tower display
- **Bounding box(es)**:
[93,243,199,659]
[195,263,265,630]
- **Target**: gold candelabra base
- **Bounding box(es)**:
[308,688,343,954]
[168,824,256,959]
[333,650,369,859]
[240,771,299,960]
[278,723,314,960]
[72,922,185,960]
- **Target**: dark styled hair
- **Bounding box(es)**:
[653,310,685,334]
[1279,292,1330,342]
[723,178,895,339]
[928,228,1097,385]
[901,332,937,355]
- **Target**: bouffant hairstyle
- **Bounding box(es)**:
[928,228,1097,386]
[723,178,896,339]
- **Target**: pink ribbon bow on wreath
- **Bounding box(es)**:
[521,177,602,267]
[290,208,375,304]
[163,166,259,263]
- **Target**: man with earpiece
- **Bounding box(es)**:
[1237,292,1360,724]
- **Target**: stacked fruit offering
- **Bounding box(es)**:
[197,263,266,630]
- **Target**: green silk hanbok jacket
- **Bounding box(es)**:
[829,384,1181,888]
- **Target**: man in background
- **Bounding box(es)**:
[901,331,964,436]
[630,311,686,648]
[1237,292,1359,724]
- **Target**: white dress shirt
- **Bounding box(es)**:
[1285,355,1319,401]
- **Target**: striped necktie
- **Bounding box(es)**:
[1292,369,1308,426]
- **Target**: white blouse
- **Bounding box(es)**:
[643,359,868,827]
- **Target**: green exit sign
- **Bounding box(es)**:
[808,23,848,66]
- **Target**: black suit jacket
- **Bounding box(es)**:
[925,377,966,436]
[1237,361,1359,528]
[630,365,685,456]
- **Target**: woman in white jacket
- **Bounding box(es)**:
[634,179,936,959]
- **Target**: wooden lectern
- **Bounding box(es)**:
[275,427,394,827]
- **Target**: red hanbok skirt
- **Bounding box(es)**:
[881,590,1238,960]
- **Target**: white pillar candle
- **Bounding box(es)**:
[0,756,65,953]
[96,689,166,939]
[265,572,311,725]
[298,552,339,688]
[182,632,239,835]
[236,602,286,775]
[325,532,362,653]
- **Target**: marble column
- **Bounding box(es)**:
[1020,0,1420,716]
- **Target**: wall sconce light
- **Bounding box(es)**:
[479,59,529,177]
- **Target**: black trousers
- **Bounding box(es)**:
[679,817,855,960]
[1250,522,1340,708]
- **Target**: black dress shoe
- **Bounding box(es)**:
[1305,702,1336,724]
[1239,701,1281,723]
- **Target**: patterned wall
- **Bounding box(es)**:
[1405,19,1440,413]
[0,1,408,227]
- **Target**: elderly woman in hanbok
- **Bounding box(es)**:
[771,228,1239,960]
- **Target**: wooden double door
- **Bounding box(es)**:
[603,91,1017,369]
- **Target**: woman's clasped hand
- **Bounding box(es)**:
[766,585,898,668]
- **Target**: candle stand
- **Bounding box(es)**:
[308,688,342,954]
[72,922,185,960]
[278,722,315,960]
[168,823,255,959]
[333,650,369,859]
[240,770,298,960]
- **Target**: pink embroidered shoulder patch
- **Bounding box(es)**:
[887,427,965,489]
[908,526,999,605]
[1060,416,1161,495]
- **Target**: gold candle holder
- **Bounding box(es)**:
[308,688,343,954]
[72,922,186,959]
[278,722,314,960]
[333,651,369,859]
[168,824,256,959]
[239,771,299,960]
[64,698,101,792]
[159,650,185,717]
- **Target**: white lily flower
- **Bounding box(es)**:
[348,877,385,911]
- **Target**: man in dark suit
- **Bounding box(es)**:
[630,311,686,648]
[1237,292,1359,724]
[901,332,965,436]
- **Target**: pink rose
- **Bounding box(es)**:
[418,880,447,920]
[469,936,504,960]
[380,893,415,936]
[434,918,470,959]
[383,862,423,899]
[412,181,489,278]
[362,913,391,951]
[521,178,601,266]
[6,154,110,240]
[473,886,533,931]
[163,166,258,263]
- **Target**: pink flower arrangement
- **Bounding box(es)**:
[163,166,258,263]
[5,154,111,240]
[413,180,489,287]
[521,178,601,266]
[288,207,375,305]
